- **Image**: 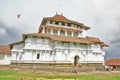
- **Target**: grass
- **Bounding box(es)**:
[0,70,120,80]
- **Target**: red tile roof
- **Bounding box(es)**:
[0,45,11,54]
[86,36,108,47]
[22,33,108,46]
[53,14,69,21]
[41,14,90,30]
[105,58,120,66]
[87,36,101,42]
[23,33,92,44]
[9,33,108,47]
[100,42,109,47]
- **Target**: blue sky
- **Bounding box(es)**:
[0,0,120,60]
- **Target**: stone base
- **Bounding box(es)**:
[0,63,105,72]
[10,63,73,68]
[10,62,105,71]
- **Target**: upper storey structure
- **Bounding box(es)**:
[38,14,90,37]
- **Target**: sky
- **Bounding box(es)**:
[0,0,120,60]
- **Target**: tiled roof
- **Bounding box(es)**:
[86,36,102,43]
[41,14,90,30]
[86,36,108,47]
[105,58,120,66]
[23,33,108,46]
[39,25,83,33]
[9,33,108,47]
[8,32,107,47]
[100,42,109,47]
[0,45,11,54]
[50,35,91,44]
[23,33,92,44]
[9,41,24,49]
[53,14,69,21]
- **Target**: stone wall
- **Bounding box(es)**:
[0,63,105,73]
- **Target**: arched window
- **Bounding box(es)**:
[74,55,80,66]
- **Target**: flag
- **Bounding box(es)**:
[17,14,21,18]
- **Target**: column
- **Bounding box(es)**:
[78,32,81,37]
[81,30,86,37]
[72,32,74,37]
[58,30,60,35]
[65,30,68,36]
[42,27,45,34]
[51,29,53,34]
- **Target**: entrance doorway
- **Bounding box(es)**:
[74,55,80,66]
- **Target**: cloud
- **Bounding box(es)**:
[0,20,20,44]
[105,18,120,60]
[82,0,120,60]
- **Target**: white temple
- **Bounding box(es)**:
[9,14,108,66]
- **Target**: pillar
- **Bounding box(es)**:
[51,29,53,34]
[65,30,68,36]
[42,27,45,34]
[58,30,60,35]
[72,32,74,37]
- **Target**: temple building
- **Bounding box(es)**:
[9,14,108,66]
[0,45,11,65]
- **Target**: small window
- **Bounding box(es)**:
[67,31,72,36]
[50,51,52,56]
[60,30,65,36]
[61,30,64,33]
[53,29,57,34]
[55,22,58,25]
[62,22,65,26]
[50,21,52,24]
[68,23,71,26]
[80,26,82,29]
[37,54,40,59]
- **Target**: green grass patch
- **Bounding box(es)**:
[0,70,120,80]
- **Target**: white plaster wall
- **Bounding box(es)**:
[80,30,86,37]
[55,51,63,61]
[11,43,24,61]
[41,51,51,61]
[12,43,24,50]
[24,37,53,50]
[0,54,11,65]
[91,44,101,50]
[11,36,105,64]
[23,51,32,60]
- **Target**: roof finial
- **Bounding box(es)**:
[56,12,58,15]
[61,13,63,16]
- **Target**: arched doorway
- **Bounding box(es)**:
[74,55,80,66]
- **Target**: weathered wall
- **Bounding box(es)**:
[0,54,11,65]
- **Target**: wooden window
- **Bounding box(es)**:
[37,54,40,59]
[46,28,51,34]
[68,23,71,26]
[50,21,52,24]
[67,31,72,36]
[55,21,58,25]
[53,29,58,34]
[74,32,78,36]
[62,22,65,26]
[60,30,65,36]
